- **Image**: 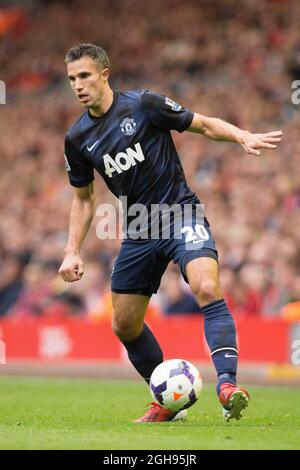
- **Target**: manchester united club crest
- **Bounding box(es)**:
[120,117,137,136]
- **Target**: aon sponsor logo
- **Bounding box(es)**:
[103,142,145,178]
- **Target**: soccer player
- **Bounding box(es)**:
[59,43,282,422]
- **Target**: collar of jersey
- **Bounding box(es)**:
[87,90,119,122]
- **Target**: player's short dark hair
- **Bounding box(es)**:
[65,43,110,69]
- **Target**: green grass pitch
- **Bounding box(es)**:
[0,376,299,449]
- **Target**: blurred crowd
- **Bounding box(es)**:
[0,0,300,319]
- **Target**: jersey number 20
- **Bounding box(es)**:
[181,224,209,244]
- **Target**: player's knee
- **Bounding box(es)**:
[191,278,222,306]
[112,316,132,338]
[112,314,141,342]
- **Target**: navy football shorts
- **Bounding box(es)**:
[111,212,218,297]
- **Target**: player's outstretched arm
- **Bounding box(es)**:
[187,113,283,156]
[59,183,95,282]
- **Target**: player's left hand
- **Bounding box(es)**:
[239,130,283,156]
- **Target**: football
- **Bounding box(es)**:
[150,359,203,412]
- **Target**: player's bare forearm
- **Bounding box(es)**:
[65,183,95,255]
[59,183,95,282]
[188,113,283,156]
[188,113,243,142]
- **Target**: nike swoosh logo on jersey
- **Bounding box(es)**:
[87,139,101,152]
[225,353,237,358]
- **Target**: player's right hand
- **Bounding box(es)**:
[58,254,84,282]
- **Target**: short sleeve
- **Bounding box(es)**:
[141,90,194,133]
[64,135,94,188]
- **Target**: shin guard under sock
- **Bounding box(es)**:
[201,299,237,395]
[122,323,163,384]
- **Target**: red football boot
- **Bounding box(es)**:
[219,383,250,422]
[133,402,187,423]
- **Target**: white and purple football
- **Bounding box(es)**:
[150,359,202,412]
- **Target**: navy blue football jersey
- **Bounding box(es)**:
[64,90,200,223]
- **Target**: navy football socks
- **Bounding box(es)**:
[122,323,163,384]
[122,301,237,396]
[201,299,237,395]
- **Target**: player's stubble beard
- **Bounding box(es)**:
[78,78,103,112]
